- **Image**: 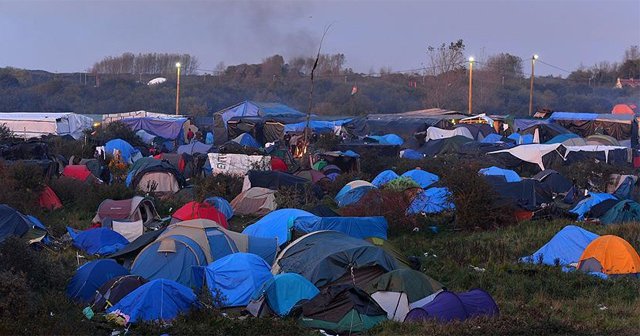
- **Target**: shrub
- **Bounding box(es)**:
[0,161,45,214]
[557,161,631,192]
[342,188,420,235]
[49,177,135,215]
[93,121,145,147]
[274,185,319,210]
[191,174,243,202]
[0,270,31,320]
[383,176,420,192]
[315,132,341,151]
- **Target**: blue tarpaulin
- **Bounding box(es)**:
[400,149,424,160]
[219,101,306,126]
[507,133,534,144]
[570,193,617,220]
[546,133,580,144]
[401,169,439,188]
[192,253,273,307]
[479,166,522,182]
[407,187,454,214]
[549,112,599,121]
[364,134,404,146]
[120,117,188,140]
[0,204,33,243]
[293,216,388,240]
[283,119,352,133]
[371,170,400,187]
[204,196,234,220]
[520,225,599,266]
[107,279,197,323]
[242,209,313,246]
[67,259,129,303]
[252,273,319,316]
[105,139,140,164]
[67,227,129,256]
[481,133,506,144]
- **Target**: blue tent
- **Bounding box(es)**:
[600,200,640,225]
[131,235,208,287]
[407,187,455,214]
[0,204,36,243]
[335,181,377,207]
[293,216,388,240]
[364,134,404,146]
[242,209,313,246]
[253,273,319,316]
[507,133,534,144]
[107,279,197,323]
[612,176,636,200]
[67,259,129,303]
[192,253,273,307]
[371,170,399,187]
[232,133,262,148]
[26,215,51,245]
[546,133,580,144]
[177,141,212,155]
[570,193,617,220]
[399,149,424,160]
[218,101,306,126]
[520,225,599,266]
[67,227,129,256]
[283,119,352,134]
[105,139,140,164]
[204,196,234,220]
[479,166,522,183]
[401,169,439,189]
[481,133,505,144]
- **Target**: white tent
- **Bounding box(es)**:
[0,112,93,139]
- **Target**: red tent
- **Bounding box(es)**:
[271,156,288,172]
[39,185,63,210]
[62,165,93,182]
[611,104,636,115]
[172,201,228,228]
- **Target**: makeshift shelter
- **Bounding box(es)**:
[177,141,212,155]
[455,123,496,141]
[0,204,44,243]
[520,225,599,266]
[521,123,573,143]
[67,227,129,256]
[120,117,188,141]
[294,170,328,184]
[91,275,148,312]
[273,231,400,288]
[292,216,388,240]
[371,170,400,187]
[367,269,444,321]
[317,151,360,173]
[489,178,554,211]
[107,279,197,323]
[204,196,234,220]
[192,253,273,307]
[232,133,262,148]
[364,134,404,146]
[479,166,521,182]
[424,126,474,141]
[601,200,640,225]
[104,139,141,164]
[299,285,387,334]
[242,209,314,247]
[407,187,454,214]
[0,112,92,139]
[172,201,228,228]
[231,187,277,216]
[401,169,439,189]
[545,133,581,145]
[488,143,564,171]
[66,259,129,304]
[62,165,101,183]
[132,219,277,286]
[611,104,636,115]
[563,145,628,166]
[125,157,185,193]
[250,273,320,317]
[335,180,377,207]
[214,101,306,129]
[533,170,574,195]
[548,112,634,141]
[399,149,425,159]
[577,235,640,276]
[607,174,638,200]
[570,193,617,220]
[417,136,473,156]
[405,289,499,323]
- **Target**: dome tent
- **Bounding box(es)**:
[405,289,499,323]
[91,275,147,312]
[204,196,234,220]
[371,170,400,187]
[577,235,640,277]
[249,273,320,317]
[66,259,129,304]
[520,225,599,266]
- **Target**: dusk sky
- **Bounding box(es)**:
[0,0,638,77]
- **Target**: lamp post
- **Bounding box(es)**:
[175,62,181,115]
[529,54,538,116]
[468,56,474,114]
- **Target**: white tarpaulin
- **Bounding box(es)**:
[425,126,474,141]
[208,153,271,176]
[0,112,93,139]
[488,144,563,170]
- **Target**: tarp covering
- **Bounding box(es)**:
[107,279,197,323]
[479,166,522,182]
[371,170,400,187]
[601,200,640,225]
[570,193,617,220]
[246,170,309,191]
[242,208,313,246]
[253,273,320,316]
[0,204,34,242]
[105,139,140,164]
[0,112,92,139]
[177,141,212,155]
[273,231,400,287]
[293,216,388,240]
[232,133,262,148]
[66,259,129,303]
[120,117,188,140]
[208,153,271,176]
[488,144,563,170]
[549,112,633,140]
[284,119,352,134]
[407,187,454,214]
[67,227,129,256]
[563,145,628,164]
[401,169,439,188]
[364,134,404,146]
[520,225,599,266]
[192,253,273,307]
[217,101,306,126]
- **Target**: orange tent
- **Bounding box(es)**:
[611,104,635,115]
[577,235,640,276]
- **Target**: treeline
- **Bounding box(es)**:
[90,53,200,75]
[0,45,637,116]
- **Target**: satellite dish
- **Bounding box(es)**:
[147,77,167,86]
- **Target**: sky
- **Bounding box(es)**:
[0,0,638,77]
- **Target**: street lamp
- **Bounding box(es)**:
[468,56,475,114]
[175,62,181,115]
[529,54,538,116]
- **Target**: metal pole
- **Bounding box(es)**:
[468,60,473,114]
[529,56,536,116]
[175,65,181,115]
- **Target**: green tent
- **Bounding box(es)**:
[299,285,387,333]
[367,269,443,303]
[601,200,640,225]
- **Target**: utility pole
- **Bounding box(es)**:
[468,57,474,114]
[529,54,539,116]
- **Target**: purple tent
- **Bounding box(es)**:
[120,117,188,140]
[405,289,498,323]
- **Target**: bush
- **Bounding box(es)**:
[0,270,31,320]
[0,161,45,214]
[49,177,135,214]
[191,174,243,202]
[93,121,145,147]
[274,185,319,210]
[557,161,632,192]
[342,188,420,235]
